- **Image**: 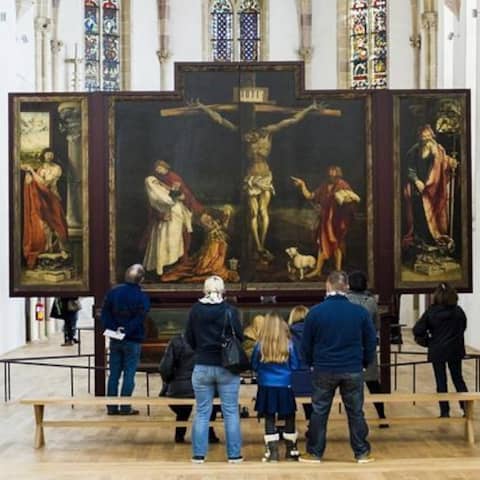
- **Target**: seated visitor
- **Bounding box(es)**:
[159,332,220,443]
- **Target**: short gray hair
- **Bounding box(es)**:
[326,270,348,292]
[125,264,145,284]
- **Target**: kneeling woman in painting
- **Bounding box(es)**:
[413,282,468,417]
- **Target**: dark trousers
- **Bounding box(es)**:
[365,380,386,419]
[170,404,220,438]
[432,358,468,416]
[264,413,295,435]
[308,371,370,459]
[63,312,78,342]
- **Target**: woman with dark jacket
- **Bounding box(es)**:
[159,333,219,443]
[185,275,244,464]
[288,305,312,420]
[346,271,387,423]
[413,282,468,417]
[51,297,81,346]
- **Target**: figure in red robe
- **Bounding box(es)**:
[142,160,204,277]
[403,124,458,250]
[292,165,360,278]
[22,148,69,269]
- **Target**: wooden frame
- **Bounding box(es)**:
[108,63,374,294]
[9,95,90,295]
[393,91,472,291]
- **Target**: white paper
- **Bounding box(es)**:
[103,329,125,340]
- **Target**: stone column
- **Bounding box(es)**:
[50,0,62,91]
[34,15,50,91]
[422,2,438,88]
[58,102,82,232]
[296,0,313,89]
[156,0,170,90]
[410,0,421,89]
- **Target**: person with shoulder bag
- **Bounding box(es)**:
[413,282,468,418]
[52,297,81,347]
[185,275,244,464]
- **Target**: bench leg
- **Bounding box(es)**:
[464,400,475,444]
[34,404,45,448]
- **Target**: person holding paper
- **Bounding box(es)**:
[101,264,150,415]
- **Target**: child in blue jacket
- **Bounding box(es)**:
[252,312,301,462]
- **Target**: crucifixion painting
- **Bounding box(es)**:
[160,75,341,267]
[110,65,373,289]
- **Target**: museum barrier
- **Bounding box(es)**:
[3,351,480,402]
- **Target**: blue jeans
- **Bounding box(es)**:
[107,339,142,413]
[308,371,370,459]
[191,365,242,459]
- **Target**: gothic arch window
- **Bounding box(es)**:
[84,0,121,91]
[210,0,263,61]
[349,0,387,89]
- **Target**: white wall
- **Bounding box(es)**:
[268,0,298,62]
[57,0,83,92]
[437,0,479,350]
[0,0,28,355]
[388,0,415,88]
[131,0,159,91]
[310,0,337,89]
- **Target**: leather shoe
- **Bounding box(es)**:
[119,409,140,415]
[107,410,120,415]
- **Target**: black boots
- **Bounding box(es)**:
[283,432,300,461]
[175,426,187,443]
[175,426,219,444]
[262,434,280,462]
[208,427,220,444]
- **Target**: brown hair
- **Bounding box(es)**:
[288,305,309,325]
[259,312,290,363]
[154,160,171,171]
[432,282,458,306]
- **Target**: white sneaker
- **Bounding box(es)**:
[228,456,244,464]
[191,456,205,464]
[356,453,375,464]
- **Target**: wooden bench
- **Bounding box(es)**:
[21,392,479,448]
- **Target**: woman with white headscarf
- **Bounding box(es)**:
[185,275,244,464]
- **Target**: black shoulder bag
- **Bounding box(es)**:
[221,310,250,374]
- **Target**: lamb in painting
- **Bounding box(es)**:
[285,247,316,280]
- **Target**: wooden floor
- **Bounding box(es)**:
[1,330,480,479]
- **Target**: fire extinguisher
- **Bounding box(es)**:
[35,298,45,322]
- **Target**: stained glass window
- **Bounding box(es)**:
[350,0,387,89]
[210,0,262,62]
[211,0,233,61]
[84,0,121,91]
[238,0,260,61]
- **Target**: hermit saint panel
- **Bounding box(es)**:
[10,96,89,294]
[393,92,471,290]
[109,64,374,292]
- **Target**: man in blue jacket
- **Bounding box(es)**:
[101,264,150,415]
[299,270,377,464]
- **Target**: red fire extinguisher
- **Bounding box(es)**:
[35,298,45,322]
